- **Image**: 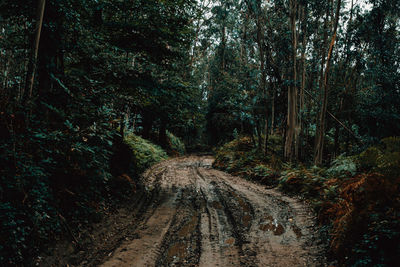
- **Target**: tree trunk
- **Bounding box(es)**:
[270,81,275,135]
[24,0,46,102]
[285,0,298,162]
[256,119,262,150]
[255,14,268,155]
[314,0,342,165]
[221,25,226,71]
[298,5,308,160]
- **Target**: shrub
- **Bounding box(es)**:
[358,137,400,178]
[0,116,114,265]
[278,167,326,198]
[321,173,400,266]
[359,147,380,170]
[166,131,185,156]
[213,136,259,173]
[124,133,168,175]
[250,164,279,186]
[327,155,357,178]
[214,136,283,184]
[267,134,283,155]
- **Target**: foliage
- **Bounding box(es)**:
[278,167,327,198]
[0,0,197,265]
[214,136,256,170]
[124,133,168,175]
[327,155,357,178]
[215,136,400,266]
[0,111,115,264]
[319,173,400,266]
[1,0,400,265]
[214,136,281,185]
[166,131,186,156]
[358,137,400,178]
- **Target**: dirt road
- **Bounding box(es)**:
[100,156,326,267]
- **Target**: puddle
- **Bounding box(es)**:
[259,218,285,235]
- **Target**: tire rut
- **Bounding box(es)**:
[99,156,327,267]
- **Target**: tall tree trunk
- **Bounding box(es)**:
[189,1,207,71]
[256,119,262,150]
[314,0,342,165]
[270,81,276,135]
[255,14,268,155]
[298,5,308,160]
[245,0,268,153]
[221,25,226,71]
[285,0,298,162]
[24,0,46,102]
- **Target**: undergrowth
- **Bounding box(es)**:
[214,136,400,266]
[124,133,168,175]
[0,126,168,265]
[166,131,186,156]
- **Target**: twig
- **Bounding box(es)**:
[57,212,80,246]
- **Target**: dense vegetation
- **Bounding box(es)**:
[1,0,399,265]
[214,136,400,266]
[0,0,196,264]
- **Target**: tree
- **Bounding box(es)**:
[314,0,342,165]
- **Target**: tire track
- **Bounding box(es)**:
[99,156,327,267]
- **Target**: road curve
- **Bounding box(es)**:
[100,156,326,267]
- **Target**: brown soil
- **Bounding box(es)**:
[39,156,327,266]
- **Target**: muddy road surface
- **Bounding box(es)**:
[100,156,326,267]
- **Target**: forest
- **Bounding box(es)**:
[0,0,399,266]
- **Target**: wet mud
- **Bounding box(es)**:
[99,156,327,267]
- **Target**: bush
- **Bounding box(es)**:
[213,136,257,171]
[278,167,326,198]
[214,136,283,185]
[0,115,114,265]
[250,164,279,186]
[267,134,283,155]
[327,155,357,178]
[358,137,400,178]
[124,133,168,175]
[214,136,400,266]
[320,173,400,266]
[166,131,185,156]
